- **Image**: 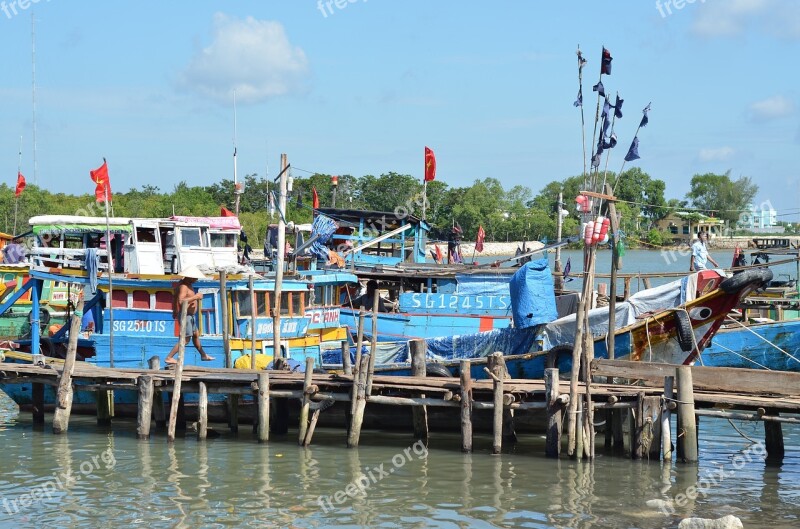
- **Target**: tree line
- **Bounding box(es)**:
[0,169,757,247]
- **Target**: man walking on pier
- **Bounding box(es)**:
[165,266,215,364]
[689,231,719,271]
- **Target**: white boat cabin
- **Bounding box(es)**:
[28,215,240,275]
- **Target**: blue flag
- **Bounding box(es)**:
[564,257,572,282]
[614,94,624,119]
[573,87,583,107]
[624,137,641,162]
[592,81,605,97]
[602,97,611,118]
[601,133,618,150]
[640,103,651,128]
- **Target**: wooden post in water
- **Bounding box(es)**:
[137,375,154,440]
[488,353,516,444]
[645,396,662,460]
[298,357,315,445]
[220,271,232,369]
[676,366,698,463]
[623,277,632,300]
[662,376,674,461]
[582,252,597,459]
[459,360,473,453]
[764,408,784,463]
[366,291,380,395]
[545,367,564,458]
[32,383,44,425]
[249,276,257,370]
[197,382,208,440]
[488,352,504,455]
[167,300,188,443]
[271,358,289,435]
[53,291,84,434]
[96,386,113,427]
[410,338,429,444]
[605,183,620,453]
[257,372,270,443]
[148,356,166,429]
[632,392,646,460]
[347,354,370,448]
[341,340,352,375]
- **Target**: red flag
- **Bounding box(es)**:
[434,244,443,263]
[475,225,486,253]
[220,206,236,217]
[15,172,25,198]
[312,186,320,209]
[90,160,112,203]
[424,146,436,182]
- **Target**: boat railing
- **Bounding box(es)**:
[29,247,110,271]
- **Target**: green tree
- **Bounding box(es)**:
[686,171,758,227]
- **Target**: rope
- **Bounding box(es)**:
[724,317,800,365]
[707,341,772,370]
[727,418,759,444]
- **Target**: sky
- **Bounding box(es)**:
[1,0,798,218]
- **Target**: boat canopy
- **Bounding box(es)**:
[170,216,241,230]
[29,215,133,235]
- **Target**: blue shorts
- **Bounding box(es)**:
[181,315,197,338]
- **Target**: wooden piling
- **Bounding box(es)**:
[220,271,232,369]
[676,366,698,463]
[764,408,784,462]
[167,300,188,443]
[137,375,154,440]
[341,340,352,376]
[354,311,365,375]
[489,353,504,455]
[148,357,167,429]
[644,396,662,460]
[632,392,646,460]
[662,376,674,461]
[605,183,620,454]
[197,382,208,440]
[347,354,370,448]
[623,277,632,300]
[545,367,563,458]
[53,291,84,435]
[366,292,379,395]
[32,383,45,425]
[96,388,113,427]
[271,358,289,435]
[410,338,429,444]
[298,357,315,445]
[459,360,473,453]
[249,276,257,370]
[257,372,270,443]
[228,395,240,434]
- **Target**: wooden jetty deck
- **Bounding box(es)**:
[2,351,799,463]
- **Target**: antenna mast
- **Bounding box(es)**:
[233,90,242,216]
[31,13,38,185]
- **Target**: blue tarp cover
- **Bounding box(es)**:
[455,274,510,297]
[509,258,558,329]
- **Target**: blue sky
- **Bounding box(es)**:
[1,0,798,216]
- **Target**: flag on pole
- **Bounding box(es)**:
[624,137,641,162]
[312,186,320,209]
[475,225,486,253]
[601,47,613,75]
[564,257,572,282]
[220,206,236,217]
[424,146,436,182]
[592,81,605,97]
[90,160,112,203]
[613,94,624,119]
[640,103,651,128]
[15,172,25,197]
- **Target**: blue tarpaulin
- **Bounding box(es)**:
[509,258,558,329]
[455,274,509,297]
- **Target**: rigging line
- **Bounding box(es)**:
[727,418,760,444]
[723,317,800,365]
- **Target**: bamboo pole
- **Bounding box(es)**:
[347,354,370,448]
[341,340,352,375]
[272,154,289,360]
[298,357,315,445]
[366,291,379,395]
[459,360,473,453]
[167,300,188,443]
[52,290,84,434]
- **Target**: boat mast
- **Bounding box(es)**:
[233,90,241,216]
[31,13,38,186]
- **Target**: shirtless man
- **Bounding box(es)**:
[165,266,215,364]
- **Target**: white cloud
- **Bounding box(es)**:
[178,14,309,105]
[749,95,796,121]
[698,146,735,162]
[690,0,800,40]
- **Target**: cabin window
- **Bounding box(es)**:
[132,290,150,309]
[180,228,203,248]
[155,291,173,310]
[236,291,252,317]
[682,226,690,235]
[211,233,237,248]
[256,292,268,316]
[136,227,157,243]
[669,226,678,235]
[111,290,128,308]
[294,293,305,315]
[279,293,292,316]
[313,286,324,306]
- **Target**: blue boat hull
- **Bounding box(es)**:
[701,319,800,371]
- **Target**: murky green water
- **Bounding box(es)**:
[1,390,799,529]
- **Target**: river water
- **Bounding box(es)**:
[2,250,800,528]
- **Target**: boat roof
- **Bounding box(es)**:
[316,208,429,231]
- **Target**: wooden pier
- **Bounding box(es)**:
[2,352,798,462]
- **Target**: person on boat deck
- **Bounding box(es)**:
[351,280,390,312]
[165,266,215,364]
[689,231,719,272]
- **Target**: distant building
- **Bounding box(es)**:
[738,203,781,233]
[656,212,725,242]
